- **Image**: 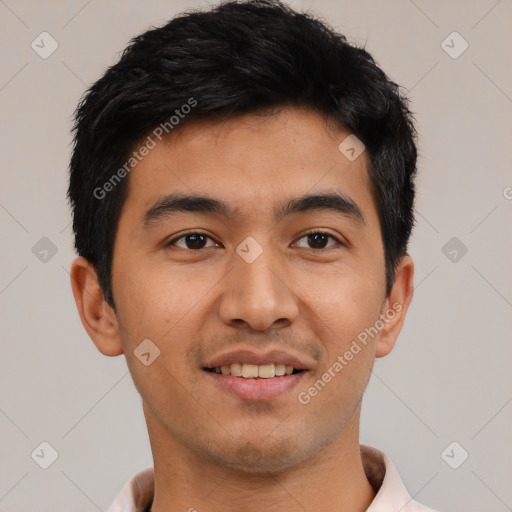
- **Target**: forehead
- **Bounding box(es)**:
[123,107,376,226]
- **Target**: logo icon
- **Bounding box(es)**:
[31,441,59,469]
[441,441,469,469]
[32,237,58,263]
[338,134,365,161]
[441,32,468,59]
[236,236,263,264]
[442,236,468,263]
[134,339,161,366]
[31,32,59,59]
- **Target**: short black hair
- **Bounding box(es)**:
[68,0,417,309]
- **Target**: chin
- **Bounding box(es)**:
[200,437,314,474]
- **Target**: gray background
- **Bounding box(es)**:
[1,0,511,511]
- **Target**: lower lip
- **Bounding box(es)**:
[204,370,308,401]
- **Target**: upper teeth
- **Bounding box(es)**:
[214,363,295,378]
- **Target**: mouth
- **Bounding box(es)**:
[202,350,312,401]
[204,363,305,379]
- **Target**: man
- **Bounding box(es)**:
[68,0,439,510]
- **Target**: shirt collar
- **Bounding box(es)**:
[106,444,438,512]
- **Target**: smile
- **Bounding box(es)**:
[204,365,308,401]
[205,363,304,379]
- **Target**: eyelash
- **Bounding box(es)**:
[164,230,344,253]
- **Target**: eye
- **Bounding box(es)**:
[293,231,343,251]
[165,232,218,251]
[164,230,344,253]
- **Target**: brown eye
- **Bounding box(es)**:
[166,232,217,250]
[307,233,330,249]
[294,231,342,250]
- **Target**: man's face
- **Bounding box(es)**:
[110,107,390,472]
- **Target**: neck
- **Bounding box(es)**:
[144,403,376,512]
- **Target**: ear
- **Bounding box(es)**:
[375,255,414,358]
[70,256,123,356]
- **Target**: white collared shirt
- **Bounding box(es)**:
[106,445,440,512]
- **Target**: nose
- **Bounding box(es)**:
[218,242,299,332]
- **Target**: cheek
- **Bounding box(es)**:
[114,259,190,333]
[114,271,201,418]
[297,266,382,398]
[296,294,379,422]
[301,262,383,331]
[113,265,209,382]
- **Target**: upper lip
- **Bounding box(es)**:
[204,349,313,371]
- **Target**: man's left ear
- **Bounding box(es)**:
[375,255,414,358]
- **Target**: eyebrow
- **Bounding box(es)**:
[141,191,365,228]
